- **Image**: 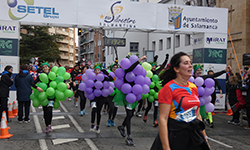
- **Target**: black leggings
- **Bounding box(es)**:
[0,97,8,121]
[91,96,106,125]
[107,96,118,120]
[144,100,158,121]
[122,107,135,136]
[136,99,143,113]
[79,91,86,111]
[43,106,53,126]
[246,103,250,126]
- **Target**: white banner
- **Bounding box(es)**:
[0,56,19,73]
[0,20,19,39]
[0,0,228,33]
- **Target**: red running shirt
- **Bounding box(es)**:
[159,80,200,123]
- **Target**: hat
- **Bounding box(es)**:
[94,66,101,70]
[42,62,50,68]
[151,62,157,67]
[193,65,202,73]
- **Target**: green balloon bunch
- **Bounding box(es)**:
[142,62,153,78]
[30,66,73,109]
[142,74,162,102]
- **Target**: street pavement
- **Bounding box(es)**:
[0,98,250,150]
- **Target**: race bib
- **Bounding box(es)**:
[91,102,96,108]
[175,106,197,123]
[154,101,158,106]
[48,101,54,107]
[126,104,132,110]
[75,80,79,85]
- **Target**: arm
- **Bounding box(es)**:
[159,103,171,150]
[197,109,210,148]
[202,70,226,79]
[215,79,223,98]
[155,54,169,75]
[31,76,43,92]
[125,56,147,74]
[102,69,114,81]
[1,75,13,86]
[14,75,18,88]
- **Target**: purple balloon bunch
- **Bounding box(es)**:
[114,56,151,104]
[79,69,114,100]
[189,77,215,112]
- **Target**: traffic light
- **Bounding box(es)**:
[78,28,82,36]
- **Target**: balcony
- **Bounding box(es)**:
[59,47,68,52]
[69,48,74,53]
[75,53,78,56]
[69,41,74,46]
[48,28,55,34]
[69,56,73,61]
[69,33,74,38]
[80,49,86,54]
[56,30,69,36]
[60,55,69,60]
[58,39,69,44]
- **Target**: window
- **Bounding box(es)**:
[185,34,190,46]
[167,37,171,49]
[107,46,109,55]
[130,42,139,52]
[175,35,180,48]
[62,28,65,32]
[159,39,163,51]
[152,41,156,51]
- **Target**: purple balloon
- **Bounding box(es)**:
[204,87,213,96]
[79,83,87,91]
[133,65,143,75]
[125,72,135,82]
[132,84,143,95]
[134,75,145,85]
[126,93,136,104]
[142,84,150,94]
[197,86,205,96]
[109,72,115,78]
[188,76,195,83]
[88,93,95,100]
[203,95,212,104]
[141,69,147,77]
[136,94,142,101]
[109,82,115,89]
[144,77,151,86]
[199,97,205,106]
[204,78,215,88]
[115,68,125,79]
[103,81,110,89]
[85,69,93,75]
[95,81,103,89]
[82,74,88,81]
[194,77,204,87]
[205,103,215,112]
[108,87,114,95]
[94,89,102,97]
[86,80,94,88]
[120,58,131,69]
[87,72,96,80]
[96,74,104,81]
[121,83,132,94]
[210,87,215,93]
[102,89,110,97]
[114,79,124,90]
[86,88,93,94]
[129,55,139,64]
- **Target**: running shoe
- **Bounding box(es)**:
[204,119,210,125]
[68,98,71,101]
[143,115,147,123]
[209,122,214,128]
[153,120,158,127]
[136,112,142,118]
[90,125,96,132]
[111,120,115,126]
[117,126,126,137]
[75,102,78,107]
[233,120,240,126]
[45,127,50,133]
[80,109,85,116]
[126,137,135,146]
[96,126,100,134]
[48,126,52,132]
[244,126,250,129]
[228,119,234,124]
[24,120,30,123]
[18,120,23,124]
[106,119,111,127]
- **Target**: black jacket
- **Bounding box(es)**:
[15,72,34,101]
[0,72,13,98]
[245,77,250,103]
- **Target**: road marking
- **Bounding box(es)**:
[52,116,65,120]
[52,138,78,145]
[31,104,48,150]
[208,137,233,149]
[53,110,61,113]
[60,102,99,150]
[51,124,70,130]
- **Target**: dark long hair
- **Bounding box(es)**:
[159,52,189,86]
[4,65,13,72]
[19,64,29,77]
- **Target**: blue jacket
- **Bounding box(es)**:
[15,72,34,101]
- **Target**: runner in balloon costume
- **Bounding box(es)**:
[191,64,231,128]
[143,54,169,127]
[114,55,151,146]
[31,63,73,133]
[79,64,114,133]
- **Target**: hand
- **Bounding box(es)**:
[139,56,147,62]
[225,65,232,72]
[166,54,169,60]
[11,79,13,81]
[220,93,223,98]
[37,87,43,92]
[66,83,70,89]
[102,69,109,75]
[73,82,76,87]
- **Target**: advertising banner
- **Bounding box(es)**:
[0,20,19,38]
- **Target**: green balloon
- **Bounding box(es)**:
[55,76,64,83]
[48,94,55,99]
[51,66,58,74]
[32,98,40,107]
[152,75,159,82]
[142,62,152,71]
[55,90,65,100]
[142,94,148,100]
[58,67,66,76]
[38,82,48,91]
[146,70,153,78]
[54,100,60,109]
[63,72,71,80]
[149,89,155,96]
[38,92,47,101]
[46,87,55,96]
[30,93,35,100]
[39,73,49,84]
[148,95,154,102]
[49,81,57,89]
[156,81,162,89]
[64,89,73,97]
[154,92,158,99]
[149,82,155,88]
[57,82,67,92]
[34,90,40,98]
[48,72,56,81]
[41,99,49,106]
